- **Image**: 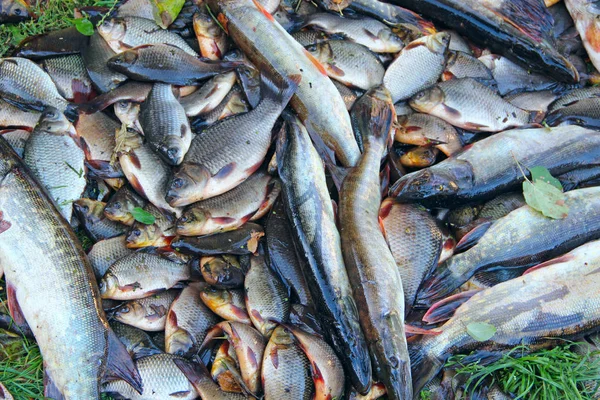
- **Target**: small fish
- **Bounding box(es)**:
[199,287,251,324]
[348,0,436,37]
[75,111,123,179]
[400,146,439,168]
[110,321,163,360]
[99,252,190,300]
[193,8,229,60]
[73,198,128,242]
[171,222,265,256]
[395,113,462,157]
[78,81,152,114]
[211,341,244,393]
[113,290,179,331]
[175,358,246,400]
[198,255,245,289]
[41,54,94,103]
[87,236,135,280]
[180,72,237,117]
[104,185,147,226]
[222,50,261,109]
[383,32,450,103]
[442,51,493,84]
[126,203,177,249]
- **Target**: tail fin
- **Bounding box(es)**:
[414,262,471,308]
[104,329,143,394]
[409,342,445,395]
[260,73,301,110]
[173,358,209,387]
[352,86,394,147]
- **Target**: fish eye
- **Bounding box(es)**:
[180,216,188,223]
[98,281,104,290]
[133,229,141,236]
[173,178,184,189]
[113,202,122,209]
[119,306,130,314]
[14,9,21,15]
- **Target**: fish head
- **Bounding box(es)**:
[269,326,294,346]
[200,286,230,308]
[0,0,28,21]
[166,164,210,207]
[107,50,139,71]
[38,107,70,133]
[104,198,133,225]
[113,301,144,325]
[73,198,104,222]
[410,86,445,114]
[192,10,221,39]
[126,223,160,248]
[99,272,120,299]
[114,101,140,126]
[159,136,187,166]
[166,328,194,357]
[199,255,243,287]
[379,29,405,52]
[176,208,209,236]
[98,18,126,42]
[427,32,451,54]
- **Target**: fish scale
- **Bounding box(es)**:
[42,54,93,101]
[113,289,179,331]
[0,99,40,129]
[87,235,135,280]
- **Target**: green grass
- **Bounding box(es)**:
[446,343,600,399]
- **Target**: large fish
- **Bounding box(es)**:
[391,126,600,208]
[206,0,360,167]
[387,0,580,83]
[410,238,600,393]
[416,187,600,306]
[0,136,141,398]
[339,86,412,400]
[276,112,372,392]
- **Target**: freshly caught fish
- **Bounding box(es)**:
[116,0,154,19]
[347,382,387,400]
[298,13,404,53]
[410,78,539,132]
[306,40,385,91]
[211,341,244,393]
[180,72,237,117]
[417,187,600,306]
[0,99,41,129]
[479,54,563,96]
[110,321,163,360]
[176,171,280,236]
[391,126,600,208]
[291,29,331,47]
[333,80,360,110]
[287,325,345,400]
[339,86,411,400]
[104,354,197,400]
[126,203,177,248]
[117,128,182,216]
[387,0,580,83]
[190,85,250,129]
[400,146,439,168]
[380,198,453,312]
[207,0,360,167]
[78,81,152,114]
[0,57,68,112]
[98,16,198,56]
[545,97,600,129]
[193,7,229,60]
[565,0,600,72]
[222,49,261,109]
[165,282,220,357]
[348,0,436,37]
[198,255,244,289]
[548,87,600,113]
[442,51,493,83]
[504,90,558,113]
[104,185,147,226]
[245,254,290,337]
[445,30,472,54]
[171,222,265,256]
[383,32,450,103]
[0,129,30,157]
[99,252,190,300]
[76,111,122,178]
[199,287,251,324]
[0,137,142,397]
[23,107,86,221]
[265,198,313,306]
[558,165,600,191]
[73,199,128,241]
[201,321,267,396]
[0,0,28,22]
[262,326,313,400]
[41,55,93,103]
[15,27,88,60]
[410,238,600,393]
[175,359,246,400]
[166,76,298,206]
[108,44,239,85]
[394,113,462,157]
[88,236,135,280]
[276,112,371,392]
[138,83,192,166]
[113,290,179,331]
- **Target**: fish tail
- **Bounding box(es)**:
[414,263,471,308]
[409,342,444,395]
[260,73,301,110]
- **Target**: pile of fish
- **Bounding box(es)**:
[2,0,600,398]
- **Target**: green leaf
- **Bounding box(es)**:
[529,166,562,190]
[73,18,94,36]
[523,180,569,219]
[466,322,496,342]
[131,207,156,225]
[151,0,185,29]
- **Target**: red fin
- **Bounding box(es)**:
[6,282,27,328]
[303,48,328,76]
[44,370,65,400]
[442,104,461,118]
[127,174,147,199]
[118,282,142,292]
[422,289,481,324]
[231,305,250,321]
[246,347,258,369]
[462,121,489,130]
[405,125,422,133]
[168,310,178,327]
[212,216,237,225]
[378,216,388,242]
[104,328,143,393]
[213,162,235,180]
[252,0,274,21]
[328,64,345,77]
[0,211,11,235]
[405,41,426,50]
[404,324,442,335]
[250,309,263,324]
[523,253,576,275]
[442,71,456,81]
[72,79,93,104]
[270,347,279,369]
[379,198,394,220]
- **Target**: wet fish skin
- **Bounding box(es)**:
[383,32,450,103]
[88,236,135,280]
[0,137,142,398]
[410,78,537,132]
[307,40,385,91]
[0,57,68,112]
[339,86,412,400]
[0,129,30,157]
[545,97,600,129]
[211,341,244,393]
[391,126,600,208]
[104,185,147,226]
[171,223,265,256]
[333,80,361,110]
[75,111,123,179]
[410,237,600,393]
[198,255,245,289]
[165,282,220,357]
[193,8,229,60]
[104,354,197,400]
[166,76,298,207]
[116,0,154,19]
[394,113,462,157]
[113,290,179,331]
[23,107,86,222]
[73,198,127,241]
[107,44,239,85]
[417,187,600,306]
[14,27,88,59]
[176,171,279,236]
[504,90,558,113]
[41,54,94,103]
[245,254,290,337]
[175,359,246,400]
[126,203,177,249]
[199,287,251,324]
[98,16,198,56]
[262,326,313,400]
[190,85,250,129]
[110,321,163,360]
[276,111,372,392]
[78,81,152,114]
[442,51,493,83]
[348,0,436,37]
[400,146,439,168]
[0,99,41,130]
[139,83,192,166]
[99,252,190,300]
[207,0,360,167]
[564,0,600,72]
[180,71,237,117]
